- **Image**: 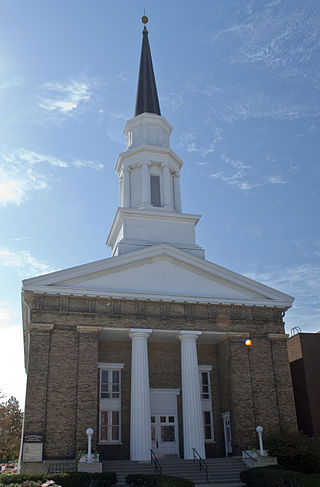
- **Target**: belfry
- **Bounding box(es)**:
[20,19,297,474]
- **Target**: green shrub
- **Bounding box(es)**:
[0,476,46,485]
[240,467,303,487]
[20,482,42,487]
[264,433,320,473]
[302,473,320,487]
[125,474,194,487]
[0,472,117,487]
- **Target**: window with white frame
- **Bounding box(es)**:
[99,363,124,443]
[199,365,214,442]
[200,371,211,399]
[100,410,120,442]
[100,369,120,399]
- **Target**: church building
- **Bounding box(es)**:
[20,20,298,474]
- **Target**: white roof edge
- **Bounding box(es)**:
[21,284,293,309]
[21,243,294,305]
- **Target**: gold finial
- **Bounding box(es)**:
[141,12,148,24]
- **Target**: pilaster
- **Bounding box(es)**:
[173,173,182,212]
[122,168,131,208]
[228,334,256,450]
[140,161,151,207]
[23,324,54,448]
[161,162,173,208]
[76,326,101,450]
[269,334,298,432]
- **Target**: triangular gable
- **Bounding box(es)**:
[22,244,294,308]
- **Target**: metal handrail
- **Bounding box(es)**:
[192,448,208,482]
[150,449,162,475]
[242,450,258,462]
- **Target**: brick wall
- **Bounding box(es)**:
[288,333,320,442]
[21,291,297,469]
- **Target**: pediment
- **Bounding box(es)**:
[22,244,294,308]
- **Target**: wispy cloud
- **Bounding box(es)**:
[211,2,320,76]
[73,159,103,170]
[179,127,223,156]
[0,248,58,277]
[208,153,254,190]
[245,262,320,332]
[39,79,91,114]
[11,236,35,242]
[0,148,103,206]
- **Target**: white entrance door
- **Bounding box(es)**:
[150,389,180,457]
[151,414,178,456]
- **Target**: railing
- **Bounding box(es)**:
[192,448,208,482]
[242,450,258,463]
[150,449,162,475]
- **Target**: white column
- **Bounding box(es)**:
[122,168,131,208]
[130,328,152,461]
[173,173,182,212]
[119,173,124,207]
[161,163,173,208]
[178,331,205,459]
[140,161,151,206]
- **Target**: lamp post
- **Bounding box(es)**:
[86,428,94,462]
[256,426,266,456]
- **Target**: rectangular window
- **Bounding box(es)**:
[203,411,213,440]
[199,366,214,442]
[150,175,161,207]
[100,369,120,399]
[100,410,120,442]
[99,363,124,444]
[201,371,210,400]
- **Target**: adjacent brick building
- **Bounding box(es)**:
[288,332,320,445]
[20,21,298,474]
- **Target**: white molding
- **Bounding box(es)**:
[199,365,213,372]
[98,363,124,369]
[22,243,294,308]
[150,388,180,396]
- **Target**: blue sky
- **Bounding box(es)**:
[1,0,319,407]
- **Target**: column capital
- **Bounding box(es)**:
[27,323,54,333]
[129,328,152,340]
[138,160,152,168]
[268,333,289,340]
[121,166,131,175]
[178,330,202,342]
[161,162,170,169]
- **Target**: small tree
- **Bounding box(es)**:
[0,391,23,461]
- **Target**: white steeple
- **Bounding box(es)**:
[106,24,204,259]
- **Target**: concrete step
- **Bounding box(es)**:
[103,457,247,485]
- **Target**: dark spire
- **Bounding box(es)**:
[134,25,161,117]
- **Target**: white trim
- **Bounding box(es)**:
[98,363,124,369]
[150,388,180,396]
[21,243,294,308]
[199,365,213,372]
[99,409,121,444]
[199,367,214,442]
